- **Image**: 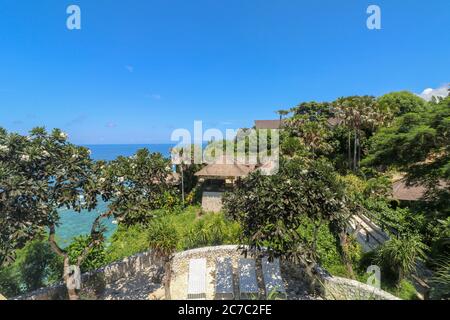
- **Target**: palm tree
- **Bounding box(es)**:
[148,220,179,300]
[276,109,290,122]
[334,96,382,171]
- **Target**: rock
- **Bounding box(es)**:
[0,294,7,300]
[148,287,165,300]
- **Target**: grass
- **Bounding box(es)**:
[105,206,241,263]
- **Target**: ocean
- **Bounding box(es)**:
[56,144,174,247]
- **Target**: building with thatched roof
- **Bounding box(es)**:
[254,120,283,130]
[194,156,257,212]
[194,160,255,180]
[392,179,447,201]
[392,180,427,201]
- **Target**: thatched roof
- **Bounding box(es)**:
[195,156,256,178]
[392,180,427,201]
[392,179,447,201]
[254,120,282,130]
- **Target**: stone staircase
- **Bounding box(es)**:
[349,213,390,252]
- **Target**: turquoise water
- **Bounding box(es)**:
[56,144,173,246]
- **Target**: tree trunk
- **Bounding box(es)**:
[398,269,404,287]
[164,258,172,300]
[63,257,80,300]
[348,132,352,170]
[181,165,185,207]
[353,130,358,171]
[339,232,355,278]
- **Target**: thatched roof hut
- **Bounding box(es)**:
[195,156,256,179]
[392,179,447,201]
[392,180,427,201]
[254,120,283,130]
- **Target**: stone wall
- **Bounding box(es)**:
[15,251,162,300]
[14,245,400,300]
[315,267,400,300]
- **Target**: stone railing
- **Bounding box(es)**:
[14,251,162,300]
[315,267,400,300]
[14,245,400,300]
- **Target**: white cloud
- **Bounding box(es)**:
[125,65,134,73]
[145,93,162,100]
[418,84,449,101]
[105,122,118,128]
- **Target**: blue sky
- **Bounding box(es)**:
[0,0,449,144]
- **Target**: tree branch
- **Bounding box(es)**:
[77,210,112,266]
[48,224,67,258]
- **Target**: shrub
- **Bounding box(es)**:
[0,238,63,297]
[66,236,106,273]
[106,224,150,263]
[17,240,63,291]
[375,234,428,284]
[429,257,450,300]
[0,264,21,298]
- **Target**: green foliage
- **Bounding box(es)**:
[100,148,177,226]
[364,97,450,186]
[290,101,333,119]
[375,235,428,284]
[182,212,241,250]
[0,238,63,297]
[0,127,105,266]
[66,236,106,273]
[392,279,419,300]
[105,207,241,261]
[377,91,427,118]
[224,157,348,269]
[283,115,334,157]
[429,257,450,300]
[17,239,63,291]
[147,219,179,259]
[106,224,150,263]
[0,264,21,298]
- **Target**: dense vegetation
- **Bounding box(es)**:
[1,88,449,300]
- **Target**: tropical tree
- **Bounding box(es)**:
[283,115,334,158]
[100,148,177,226]
[147,219,179,300]
[290,101,333,119]
[334,96,384,171]
[276,109,290,122]
[0,127,108,300]
[377,91,427,120]
[223,157,351,289]
[364,96,450,189]
[171,144,204,205]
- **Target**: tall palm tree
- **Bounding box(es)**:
[148,220,179,300]
[334,96,381,171]
[276,109,290,122]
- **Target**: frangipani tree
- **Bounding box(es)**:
[0,127,107,299]
[100,148,177,226]
[223,157,351,290]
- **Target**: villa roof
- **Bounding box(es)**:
[392,180,427,201]
[254,120,283,130]
[392,179,447,201]
[195,156,256,178]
